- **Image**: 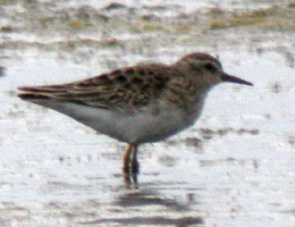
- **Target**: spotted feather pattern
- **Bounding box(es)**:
[18,64,175,110]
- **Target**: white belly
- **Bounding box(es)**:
[67,104,192,143]
[32,100,199,143]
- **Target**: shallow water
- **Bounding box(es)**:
[1,1,295,226]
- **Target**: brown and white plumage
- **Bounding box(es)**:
[18,64,174,109]
[18,52,253,175]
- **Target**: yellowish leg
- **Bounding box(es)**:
[123,144,134,173]
[123,143,139,174]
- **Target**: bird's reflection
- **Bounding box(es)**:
[82,188,203,226]
[80,173,203,226]
[124,172,138,188]
[116,188,188,211]
[112,182,203,226]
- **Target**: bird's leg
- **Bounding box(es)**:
[123,143,139,175]
[130,144,139,174]
[123,144,134,174]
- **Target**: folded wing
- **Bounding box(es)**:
[18,64,174,110]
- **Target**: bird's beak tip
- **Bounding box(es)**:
[222,73,253,86]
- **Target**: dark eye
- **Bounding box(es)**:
[204,63,217,72]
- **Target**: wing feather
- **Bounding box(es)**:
[18,64,174,110]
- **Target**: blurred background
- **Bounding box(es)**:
[1,1,295,226]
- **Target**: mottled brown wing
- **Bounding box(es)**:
[18,64,174,110]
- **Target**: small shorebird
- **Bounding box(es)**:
[18,53,253,175]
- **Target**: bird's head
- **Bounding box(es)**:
[174,52,253,88]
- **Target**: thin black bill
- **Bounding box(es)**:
[222,73,253,86]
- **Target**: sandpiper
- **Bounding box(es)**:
[18,52,253,175]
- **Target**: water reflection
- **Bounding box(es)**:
[82,216,203,226]
[124,172,138,188]
[81,187,203,226]
[116,188,189,211]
